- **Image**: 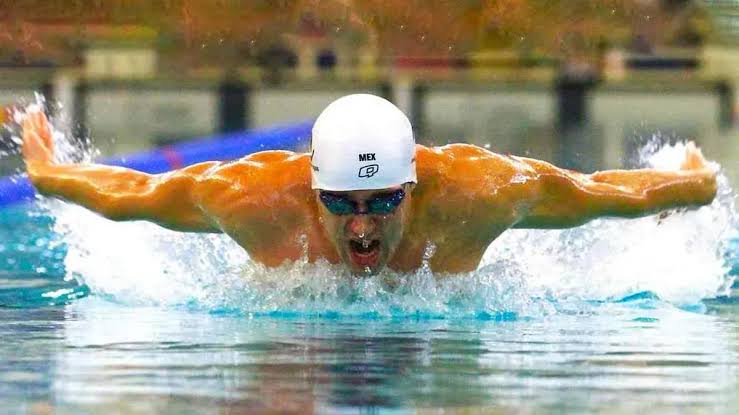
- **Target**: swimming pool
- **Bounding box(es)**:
[1,144,738,414]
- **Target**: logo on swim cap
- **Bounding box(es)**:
[358,164,379,178]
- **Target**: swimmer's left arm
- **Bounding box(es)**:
[513,142,717,228]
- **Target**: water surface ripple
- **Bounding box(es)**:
[1,300,737,414]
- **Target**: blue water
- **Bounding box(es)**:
[1,199,737,414]
[1,141,738,413]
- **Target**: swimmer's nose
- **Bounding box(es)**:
[348,215,376,237]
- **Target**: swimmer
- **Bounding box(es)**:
[22,94,717,276]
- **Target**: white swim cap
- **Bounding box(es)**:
[311,94,417,191]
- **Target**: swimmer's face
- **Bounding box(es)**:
[315,183,414,276]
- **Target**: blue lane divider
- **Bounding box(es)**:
[0,121,314,207]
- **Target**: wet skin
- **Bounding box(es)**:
[23,111,718,275]
[315,185,414,276]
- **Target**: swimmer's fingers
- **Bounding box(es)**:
[22,108,54,165]
[679,141,708,171]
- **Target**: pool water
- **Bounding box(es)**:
[1,142,738,414]
[1,297,737,414]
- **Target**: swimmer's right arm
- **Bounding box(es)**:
[22,110,221,233]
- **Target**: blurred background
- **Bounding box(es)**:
[0,0,737,182]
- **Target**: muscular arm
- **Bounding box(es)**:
[27,161,221,232]
[513,143,717,228]
[23,109,220,232]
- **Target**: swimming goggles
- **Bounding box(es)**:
[319,189,406,215]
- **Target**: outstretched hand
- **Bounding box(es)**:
[22,107,54,166]
[679,141,710,172]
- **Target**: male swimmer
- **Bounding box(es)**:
[22,94,717,276]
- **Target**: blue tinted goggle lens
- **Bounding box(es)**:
[319,189,405,215]
[318,193,355,215]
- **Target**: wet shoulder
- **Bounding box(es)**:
[195,150,313,211]
[415,144,534,191]
[408,144,538,261]
[203,150,311,189]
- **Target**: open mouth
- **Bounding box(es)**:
[348,239,381,267]
[350,239,379,254]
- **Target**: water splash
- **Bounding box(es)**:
[36,128,737,318]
